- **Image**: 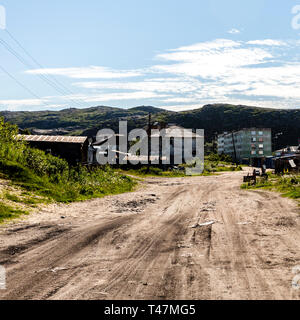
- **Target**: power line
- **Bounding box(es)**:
[5,29,81,99]
[0,64,53,109]
[0,32,86,108]
[0,37,84,108]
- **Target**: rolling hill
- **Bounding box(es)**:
[1,104,299,149]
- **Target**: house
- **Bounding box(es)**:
[18,135,89,165]
[274,145,300,173]
[146,125,203,165]
[274,146,300,157]
[274,153,300,174]
[218,128,272,165]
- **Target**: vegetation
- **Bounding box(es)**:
[0,203,28,224]
[117,153,242,178]
[2,104,300,149]
[206,153,233,163]
[242,173,300,201]
[117,166,187,178]
[0,117,135,223]
[204,153,242,173]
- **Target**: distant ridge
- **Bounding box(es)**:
[129,106,167,113]
[1,104,299,148]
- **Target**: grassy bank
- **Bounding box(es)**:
[0,202,29,224]
[0,117,135,223]
[0,160,135,203]
[242,173,300,201]
[117,158,242,178]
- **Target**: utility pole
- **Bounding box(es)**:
[231,131,238,165]
[273,132,283,152]
[147,113,152,172]
[213,132,218,154]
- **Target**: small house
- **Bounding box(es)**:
[18,135,89,165]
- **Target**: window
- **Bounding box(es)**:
[251,131,256,135]
[251,137,256,142]
[259,131,263,136]
[259,138,263,142]
[259,151,264,155]
[259,144,264,149]
[251,151,256,155]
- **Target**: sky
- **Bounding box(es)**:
[0,0,300,112]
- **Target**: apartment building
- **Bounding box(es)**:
[217,128,272,164]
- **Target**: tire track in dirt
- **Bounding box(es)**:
[0,215,136,300]
[0,171,299,300]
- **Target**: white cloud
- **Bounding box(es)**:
[73,78,200,94]
[150,39,300,108]
[161,104,202,112]
[64,91,169,103]
[154,41,273,79]
[228,28,241,34]
[18,38,300,111]
[0,98,43,106]
[25,66,142,79]
[0,98,67,111]
[167,39,241,53]
[247,39,287,46]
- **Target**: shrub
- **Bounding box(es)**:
[0,117,135,205]
[138,166,163,176]
[0,203,28,223]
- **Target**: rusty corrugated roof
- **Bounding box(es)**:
[18,135,88,144]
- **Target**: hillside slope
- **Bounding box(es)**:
[163,104,300,148]
[1,104,299,148]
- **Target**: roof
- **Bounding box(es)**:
[93,134,125,146]
[18,135,88,144]
[275,146,300,153]
[150,126,203,138]
[218,128,271,137]
[274,153,300,160]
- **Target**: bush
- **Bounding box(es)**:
[0,117,135,205]
[0,203,28,223]
[23,148,68,182]
[138,166,163,176]
[207,153,233,163]
[242,173,300,200]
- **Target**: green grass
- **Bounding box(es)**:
[0,117,136,206]
[4,192,22,203]
[0,160,136,203]
[3,191,50,207]
[204,161,242,173]
[242,173,300,201]
[116,167,186,178]
[0,203,29,224]
[116,161,241,179]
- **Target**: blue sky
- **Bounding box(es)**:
[0,0,300,111]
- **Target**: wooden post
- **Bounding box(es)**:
[147,113,151,172]
[231,131,238,165]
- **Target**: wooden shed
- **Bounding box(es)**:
[18,135,89,165]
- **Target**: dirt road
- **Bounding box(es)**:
[0,171,299,300]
